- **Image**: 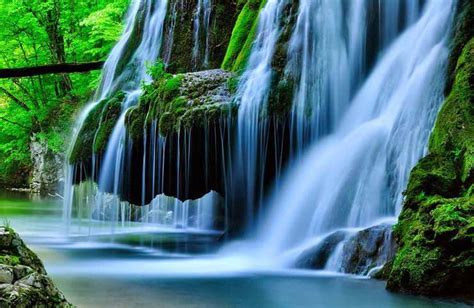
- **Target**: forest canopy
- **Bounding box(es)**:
[0,0,129,186]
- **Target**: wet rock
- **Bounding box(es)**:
[30,135,64,195]
[0,226,72,307]
[339,224,395,275]
[295,231,346,269]
[295,224,396,275]
[0,266,13,284]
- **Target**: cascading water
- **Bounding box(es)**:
[255,0,455,274]
[231,0,290,228]
[62,0,459,278]
[192,0,212,70]
[287,0,424,155]
[229,0,426,230]
[64,0,222,234]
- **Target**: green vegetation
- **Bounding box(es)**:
[0,0,129,186]
[164,0,238,73]
[222,0,267,72]
[68,91,124,164]
[386,9,474,296]
[125,60,236,140]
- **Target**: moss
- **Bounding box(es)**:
[221,0,267,72]
[403,153,460,205]
[125,62,235,139]
[266,0,299,117]
[68,92,125,164]
[163,0,238,73]
[124,103,147,141]
[93,94,123,153]
[227,75,240,95]
[0,255,21,266]
[432,197,474,244]
[429,38,474,185]
[387,27,474,297]
[445,0,474,94]
[180,102,237,130]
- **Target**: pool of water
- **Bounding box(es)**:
[0,191,466,307]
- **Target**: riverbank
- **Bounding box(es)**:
[0,225,71,307]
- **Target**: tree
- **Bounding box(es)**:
[0,0,129,187]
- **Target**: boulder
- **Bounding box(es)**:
[0,226,72,307]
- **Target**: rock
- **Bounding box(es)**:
[339,224,396,275]
[0,266,13,284]
[0,226,72,307]
[30,135,64,195]
[295,231,346,269]
[295,224,396,275]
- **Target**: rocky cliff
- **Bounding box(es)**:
[385,1,473,299]
[0,226,72,307]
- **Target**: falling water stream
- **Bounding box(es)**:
[256,0,454,272]
[57,0,460,295]
[192,0,212,69]
[3,0,466,306]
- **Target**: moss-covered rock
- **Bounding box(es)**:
[0,226,72,307]
[162,0,238,73]
[386,17,474,298]
[221,0,267,72]
[445,0,474,95]
[68,92,125,164]
[126,69,236,139]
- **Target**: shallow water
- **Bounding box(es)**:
[0,192,465,307]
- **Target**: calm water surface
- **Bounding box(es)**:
[0,191,466,307]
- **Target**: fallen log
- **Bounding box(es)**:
[0,61,105,78]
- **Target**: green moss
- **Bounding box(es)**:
[68,92,125,164]
[266,1,299,117]
[93,94,123,153]
[125,61,235,139]
[227,75,240,94]
[0,255,21,266]
[387,29,474,297]
[222,0,267,72]
[432,197,474,244]
[124,102,146,141]
[163,0,238,73]
[445,0,474,94]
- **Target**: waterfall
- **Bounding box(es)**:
[65,0,223,234]
[163,0,182,66]
[254,0,455,271]
[64,0,191,232]
[192,0,212,70]
[288,0,424,156]
[230,0,290,229]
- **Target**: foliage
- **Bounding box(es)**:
[0,0,129,186]
[386,30,474,298]
[126,60,236,140]
[221,0,267,72]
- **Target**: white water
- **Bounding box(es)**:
[192,0,212,70]
[232,0,290,226]
[256,0,454,266]
[288,0,424,155]
[62,0,457,278]
[65,0,221,234]
[65,0,171,230]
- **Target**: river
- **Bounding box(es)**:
[0,191,465,307]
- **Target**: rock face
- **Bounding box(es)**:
[0,226,71,307]
[30,136,63,195]
[386,1,474,299]
[122,68,236,205]
[128,68,236,137]
[162,0,238,73]
[296,224,396,276]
